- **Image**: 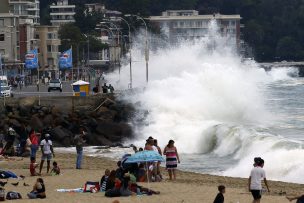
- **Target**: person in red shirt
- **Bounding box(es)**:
[29,130,41,160]
[30,157,40,176]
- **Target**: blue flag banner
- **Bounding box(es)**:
[59,48,72,69]
[25,49,38,69]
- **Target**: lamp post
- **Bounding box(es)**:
[125,14,149,84]
[118,17,133,89]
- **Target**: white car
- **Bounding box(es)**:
[48,79,62,92]
[0,86,13,97]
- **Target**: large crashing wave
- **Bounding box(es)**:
[105,20,304,183]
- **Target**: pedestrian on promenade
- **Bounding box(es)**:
[108,84,114,93]
[74,127,86,169]
[39,134,55,174]
[102,83,108,93]
[248,158,270,203]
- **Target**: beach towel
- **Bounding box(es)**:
[84,181,100,193]
[56,188,83,193]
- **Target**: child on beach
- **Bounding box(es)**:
[30,157,40,176]
[213,185,225,203]
[248,158,270,203]
[100,169,111,191]
[50,161,60,175]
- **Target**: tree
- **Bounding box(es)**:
[276,37,302,60]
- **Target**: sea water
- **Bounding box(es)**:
[61,20,304,184]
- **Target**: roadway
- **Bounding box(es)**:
[12,81,74,98]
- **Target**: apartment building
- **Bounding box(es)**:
[0,13,22,76]
[34,25,61,78]
[150,10,241,46]
[50,0,75,26]
[8,0,40,25]
[84,3,105,14]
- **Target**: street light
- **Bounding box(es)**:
[125,14,149,84]
[117,17,133,89]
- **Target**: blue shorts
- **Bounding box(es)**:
[41,154,52,161]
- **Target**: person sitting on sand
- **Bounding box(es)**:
[248,158,270,203]
[137,163,146,182]
[101,169,111,192]
[50,161,60,175]
[213,185,225,203]
[286,195,304,203]
[30,157,40,176]
[119,174,135,197]
[163,140,180,180]
[27,178,46,199]
[106,170,116,191]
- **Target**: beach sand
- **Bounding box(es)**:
[0,152,303,203]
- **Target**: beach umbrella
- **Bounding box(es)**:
[125,150,165,163]
[125,150,165,191]
[0,171,18,179]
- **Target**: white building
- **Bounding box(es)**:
[150,10,241,46]
[50,0,75,26]
[8,0,40,25]
[0,13,22,76]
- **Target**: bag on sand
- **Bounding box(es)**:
[6,191,22,200]
[84,181,100,193]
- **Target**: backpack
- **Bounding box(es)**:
[6,191,22,200]
[83,181,100,193]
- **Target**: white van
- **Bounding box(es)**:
[0,76,13,97]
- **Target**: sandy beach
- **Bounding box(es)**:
[0,152,303,203]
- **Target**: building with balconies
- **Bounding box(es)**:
[34,25,61,78]
[8,0,40,25]
[50,0,75,26]
[0,13,23,76]
[150,10,241,47]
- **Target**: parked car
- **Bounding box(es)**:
[0,86,13,97]
[48,79,62,92]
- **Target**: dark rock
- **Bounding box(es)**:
[30,115,43,131]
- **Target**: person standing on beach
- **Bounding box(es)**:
[29,129,41,160]
[39,134,55,174]
[248,158,270,203]
[213,185,225,203]
[74,127,86,169]
[154,139,162,179]
[163,140,180,180]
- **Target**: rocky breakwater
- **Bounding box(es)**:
[0,94,135,147]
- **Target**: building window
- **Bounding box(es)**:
[47,45,52,52]
[230,20,236,26]
[47,58,54,66]
[35,34,39,39]
[0,49,4,55]
[0,34,4,41]
[48,33,53,39]
[0,19,4,27]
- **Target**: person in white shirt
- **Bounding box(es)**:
[248,158,270,203]
[39,134,55,174]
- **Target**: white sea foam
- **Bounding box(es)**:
[103,20,304,183]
